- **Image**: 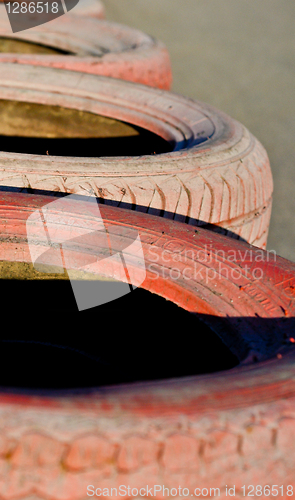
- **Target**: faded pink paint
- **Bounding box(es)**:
[0,13,172,89]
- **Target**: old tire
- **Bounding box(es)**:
[0,191,294,496]
[0,12,172,89]
[1,190,294,361]
[0,63,272,248]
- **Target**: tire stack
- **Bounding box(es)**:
[0,2,294,498]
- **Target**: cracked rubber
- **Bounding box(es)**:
[0,11,172,89]
[0,63,272,248]
[0,191,294,497]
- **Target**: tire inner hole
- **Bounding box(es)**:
[0,269,239,390]
[0,37,72,54]
[0,100,173,157]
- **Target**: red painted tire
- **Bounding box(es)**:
[0,63,272,248]
[0,0,105,18]
[0,191,295,497]
[0,11,172,89]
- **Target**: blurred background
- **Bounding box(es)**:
[103,0,295,261]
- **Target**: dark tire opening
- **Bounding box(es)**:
[0,100,173,157]
[0,37,72,55]
[0,134,172,157]
[0,281,239,390]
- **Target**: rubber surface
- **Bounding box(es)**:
[0,63,272,248]
[0,191,295,497]
[0,11,172,89]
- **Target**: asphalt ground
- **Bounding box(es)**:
[103,0,295,262]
